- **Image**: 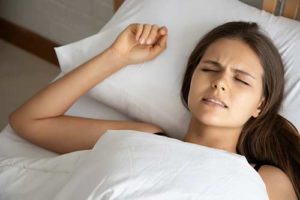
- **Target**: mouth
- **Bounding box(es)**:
[202,97,228,108]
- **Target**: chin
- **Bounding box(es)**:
[195,113,226,127]
[198,115,247,130]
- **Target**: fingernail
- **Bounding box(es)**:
[140,38,144,44]
[146,38,151,44]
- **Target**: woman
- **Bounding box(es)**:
[9,22,299,199]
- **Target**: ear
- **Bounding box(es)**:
[252,97,265,118]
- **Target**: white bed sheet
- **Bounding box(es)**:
[0,72,133,159]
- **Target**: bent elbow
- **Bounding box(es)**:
[9,111,32,138]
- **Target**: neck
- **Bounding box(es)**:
[183,116,242,154]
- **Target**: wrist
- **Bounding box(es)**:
[103,47,128,68]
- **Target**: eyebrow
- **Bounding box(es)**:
[202,60,256,80]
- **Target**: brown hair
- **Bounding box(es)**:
[181,21,300,198]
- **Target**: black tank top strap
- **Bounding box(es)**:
[154,132,171,137]
[254,163,263,171]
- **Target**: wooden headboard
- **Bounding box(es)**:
[113,0,300,20]
[113,0,125,13]
[263,0,299,19]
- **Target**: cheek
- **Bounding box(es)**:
[188,77,206,104]
[231,91,260,118]
[187,84,197,110]
[191,73,208,91]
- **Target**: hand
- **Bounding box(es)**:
[108,23,168,66]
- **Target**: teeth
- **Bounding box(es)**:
[204,98,225,107]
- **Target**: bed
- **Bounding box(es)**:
[0,0,299,199]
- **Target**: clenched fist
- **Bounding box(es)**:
[108,23,168,66]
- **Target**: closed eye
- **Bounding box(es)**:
[235,78,249,86]
[201,68,250,86]
[201,69,218,72]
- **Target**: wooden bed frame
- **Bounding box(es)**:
[114,0,300,20]
[263,0,299,19]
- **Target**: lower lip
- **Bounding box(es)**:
[202,99,226,109]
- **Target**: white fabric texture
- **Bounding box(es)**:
[0,150,87,200]
[54,130,269,200]
[55,0,300,140]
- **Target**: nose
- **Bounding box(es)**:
[212,83,225,91]
[211,74,227,91]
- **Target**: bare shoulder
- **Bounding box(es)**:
[258,165,297,200]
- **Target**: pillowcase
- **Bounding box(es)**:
[52,73,132,123]
[54,0,300,139]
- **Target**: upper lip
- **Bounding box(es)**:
[202,96,228,108]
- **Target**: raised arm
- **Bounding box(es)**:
[9,23,168,154]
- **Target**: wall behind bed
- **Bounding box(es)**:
[1,0,298,46]
[0,0,114,45]
[241,0,263,9]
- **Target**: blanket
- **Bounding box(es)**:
[54,130,269,200]
[0,129,269,199]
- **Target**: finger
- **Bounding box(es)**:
[139,24,152,44]
[135,24,143,41]
[159,26,168,35]
[152,33,168,54]
[145,24,159,45]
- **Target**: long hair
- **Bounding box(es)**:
[181,21,300,198]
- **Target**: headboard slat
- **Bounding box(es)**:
[262,0,300,19]
[262,0,278,14]
[113,0,299,20]
[282,0,300,19]
[113,0,125,13]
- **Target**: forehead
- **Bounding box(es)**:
[200,38,264,78]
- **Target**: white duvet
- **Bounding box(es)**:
[0,130,269,200]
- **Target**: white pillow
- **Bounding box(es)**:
[54,0,300,139]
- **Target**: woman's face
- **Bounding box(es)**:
[188,38,265,128]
